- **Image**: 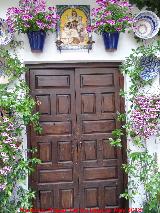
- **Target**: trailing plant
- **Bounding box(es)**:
[108,41,160,212]
[0,47,42,212]
[0,47,26,82]
[0,116,40,212]
[88,0,134,33]
[6,0,59,33]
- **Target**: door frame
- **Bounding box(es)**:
[25,62,128,209]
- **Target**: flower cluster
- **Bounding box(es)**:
[0,116,20,191]
[131,95,160,139]
[88,0,134,33]
[6,0,59,33]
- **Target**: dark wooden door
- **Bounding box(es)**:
[27,64,126,211]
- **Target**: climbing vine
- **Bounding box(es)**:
[109,41,160,212]
[0,47,41,212]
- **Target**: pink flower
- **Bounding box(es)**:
[116,27,122,32]
[90,0,133,33]
[48,7,55,11]
[21,14,33,21]
[131,95,160,139]
[106,19,115,25]
[118,1,131,7]
[45,14,52,21]
[2,132,8,137]
[6,0,59,33]
[0,183,7,191]
[87,25,93,33]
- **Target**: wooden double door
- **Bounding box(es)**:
[27,63,126,211]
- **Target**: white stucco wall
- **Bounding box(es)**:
[0,0,160,209]
[1,0,140,63]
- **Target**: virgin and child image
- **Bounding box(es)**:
[59,7,89,46]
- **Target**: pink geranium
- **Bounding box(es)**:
[6,0,59,33]
[89,0,134,33]
[131,95,160,139]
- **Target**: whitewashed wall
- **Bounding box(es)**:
[1,0,139,63]
[0,0,160,209]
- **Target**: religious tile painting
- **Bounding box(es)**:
[56,5,91,50]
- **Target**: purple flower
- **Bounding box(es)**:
[36,20,45,29]
[108,0,117,3]
[87,26,93,33]
[0,183,7,191]
[2,132,8,137]
[90,0,133,33]
[45,14,52,21]
[131,95,160,139]
[6,0,59,33]
[106,19,115,25]
[21,14,33,21]
[116,27,122,32]
[118,1,132,7]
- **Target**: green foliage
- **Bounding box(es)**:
[0,48,41,212]
[108,41,160,212]
[109,129,124,147]
[0,47,27,82]
[122,152,160,212]
[129,0,160,17]
[120,42,160,99]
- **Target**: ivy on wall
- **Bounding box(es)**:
[109,41,160,212]
[0,48,41,212]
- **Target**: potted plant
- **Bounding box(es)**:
[88,0,134,51]
[6,0,59,52]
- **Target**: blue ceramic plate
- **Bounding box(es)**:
[140,56,160,81]
[133,11,160,39]
[0,18,13,45]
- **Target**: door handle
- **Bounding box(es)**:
[79,141,82,149]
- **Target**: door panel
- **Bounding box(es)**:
[29,69,79,209]
[27,65,125,210]
[75,68,123,209]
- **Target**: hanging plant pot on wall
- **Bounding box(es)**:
[27,30,46,53]
[102,31,120,51]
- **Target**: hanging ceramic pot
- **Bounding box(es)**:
[102,31,120,51]
[27,30,46,53]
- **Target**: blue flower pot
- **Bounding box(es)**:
[102,31,120,51]
[27,30,46,53]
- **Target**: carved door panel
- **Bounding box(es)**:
[27,65,125,211]
[29,68,79,210]
[75,68,124,209]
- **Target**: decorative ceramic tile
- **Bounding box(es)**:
[56,5,91,50]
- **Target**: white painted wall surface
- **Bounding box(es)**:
[1,0,139,63]
[0,0,160,209]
